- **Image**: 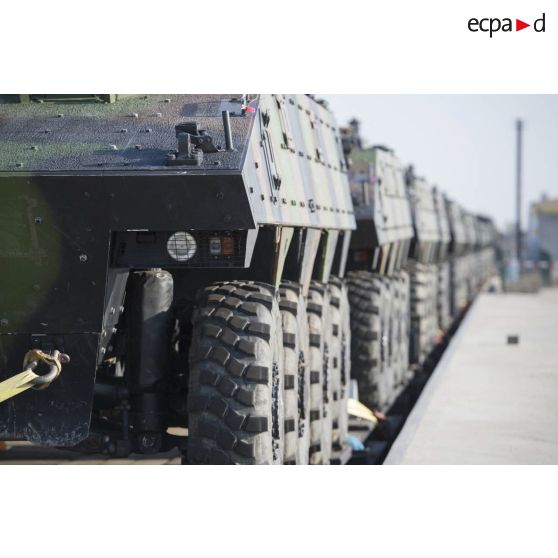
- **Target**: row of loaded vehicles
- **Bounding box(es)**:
[0,94,496,464]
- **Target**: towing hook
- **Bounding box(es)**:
[0,349,71,404]
[27,350,70,389]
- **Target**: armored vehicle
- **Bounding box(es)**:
[0,94,355,464]
[446,198,470,317]
[0,98,497,465]
[340,120,496,413]
[475,215,498,284]
[433,187,452,333]
[341,120,414,411]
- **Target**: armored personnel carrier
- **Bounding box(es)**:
[0,97,497,464]
[0,94,355,464]
[340,120,496,413]
[446,198,469,318]
[475,215,498,286]
[340,120,414,410]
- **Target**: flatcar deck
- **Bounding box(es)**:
[1,421,375,465]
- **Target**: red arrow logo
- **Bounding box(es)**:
[516,19,530,31]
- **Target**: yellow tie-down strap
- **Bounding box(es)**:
[0,350,68,405]
[347,398,379,424]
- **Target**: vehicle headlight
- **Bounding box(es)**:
[167,231,197,262]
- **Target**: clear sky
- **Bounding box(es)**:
[323,95,558,230]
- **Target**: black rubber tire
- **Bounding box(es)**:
[328,277,351,451]
[279,281,310,465]
[346,271,384,410]
[428,264,439,348]
[338,281,351,448]
[187,281,284,465]
[411,263,439,367]
[380,277,395,407]
[398,271,411,386]
[410,262,428,367]
[391,274,403,389]
[437,261,451,333]
[306,282,333,465]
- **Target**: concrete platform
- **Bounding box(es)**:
[386,288,558,464]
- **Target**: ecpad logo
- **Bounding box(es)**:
[468,13,546,37]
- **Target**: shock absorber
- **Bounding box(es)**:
[126,269,174,453]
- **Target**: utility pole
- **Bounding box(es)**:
[515,119,523,271]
